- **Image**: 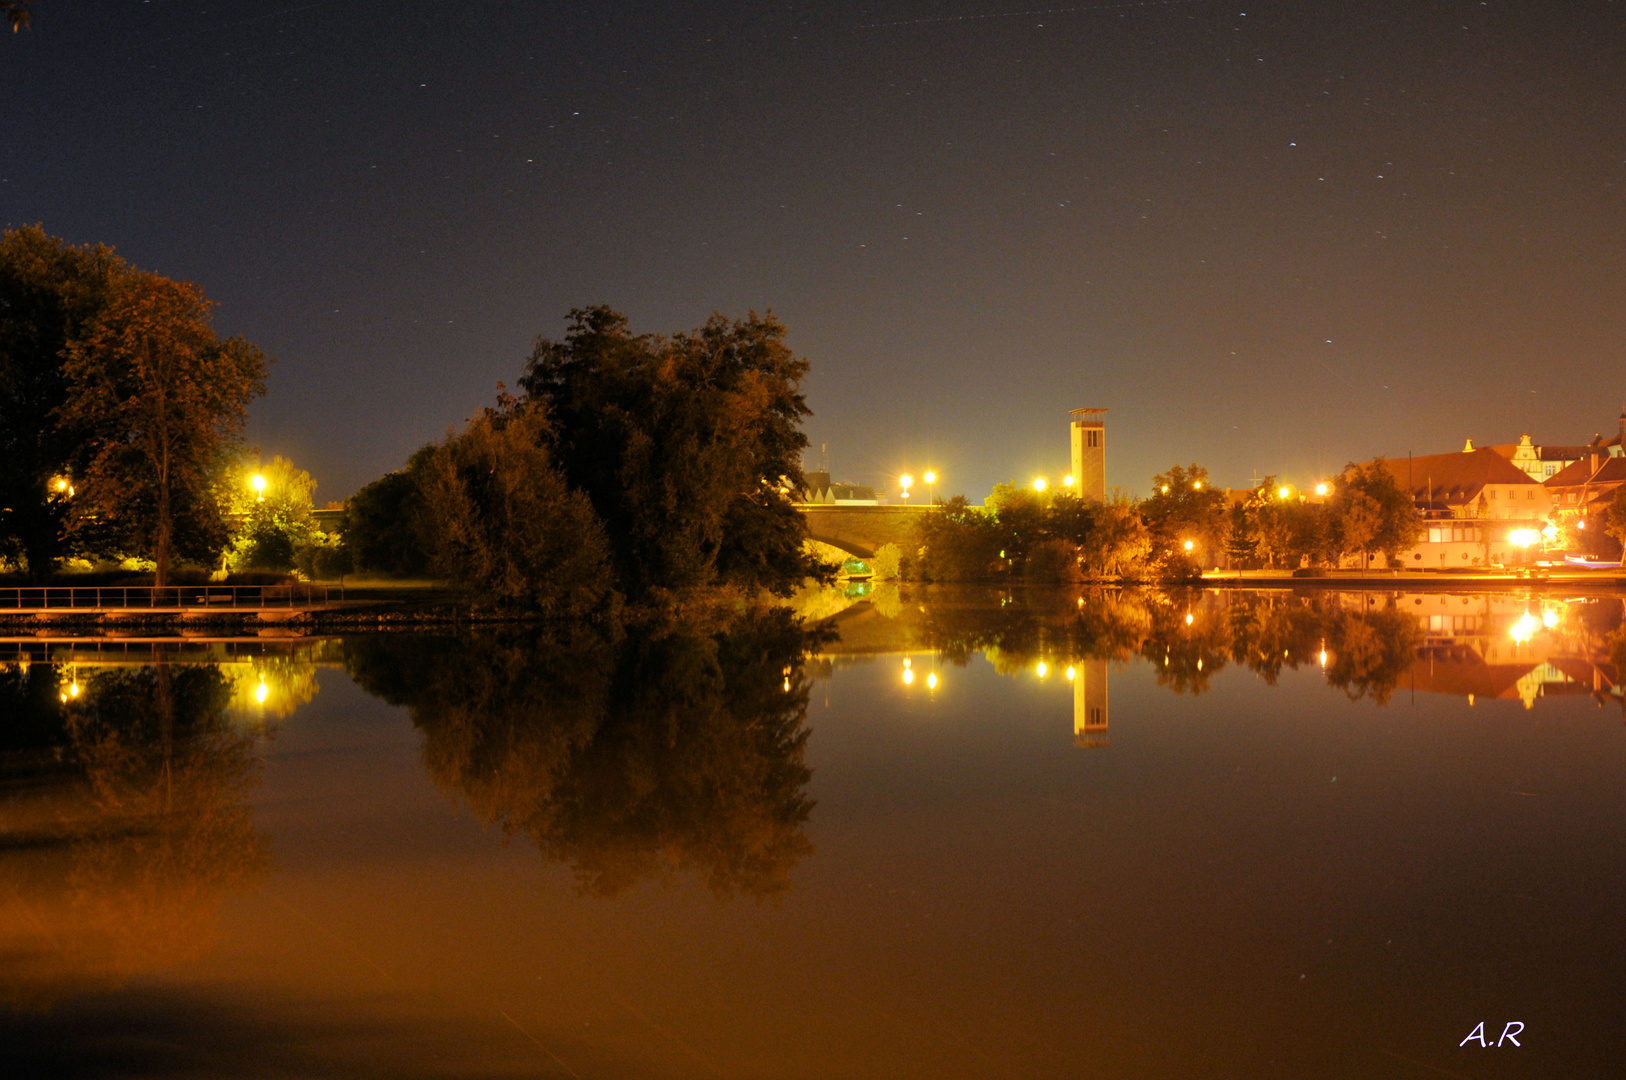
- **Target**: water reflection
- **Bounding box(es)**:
[0,654,271,1009]
[822,586,1626,719]
[342,608,827,900]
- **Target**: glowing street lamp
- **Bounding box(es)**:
[251,473,267,502]
[1193,480,1203,490]
[1508,529,1539,548]
[1278,486,1291,500]
[923,470,937,502]
[1183,540,1195,552]
[1033,477,1048,493]
[899,474,913,500]
[1063,474,1075,488]
[1315,482,1329,496]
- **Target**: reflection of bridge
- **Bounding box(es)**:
[797,504,935,558]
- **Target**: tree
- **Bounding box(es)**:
[1140,464,1226,566]
[341,445,436,577]
[4,1,30,33]
[1329,461,1423,572]
[914,495,1003,581]
[1602,487,1626,558]
[417,400,615,617]
[518,306,821,602]
[1224,501,1259,568]
[986,481,1047,571]
[219,454,318,573]
[1076,490,1152,579]
[0,226,123,581]
[60,272,269,586]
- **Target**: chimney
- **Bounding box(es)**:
[1463,438,1474,452]
[1590,452,1600,475]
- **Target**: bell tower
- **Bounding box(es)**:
[1069,408,1107,503]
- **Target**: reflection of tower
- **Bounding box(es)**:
[1074,658,1109,748]
[1070,408,1107,503]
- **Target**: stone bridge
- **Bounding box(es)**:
[797,504,934,558]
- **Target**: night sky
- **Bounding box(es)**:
[5,1,1623,501]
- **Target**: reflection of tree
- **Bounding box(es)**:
[345,610,824,900]
[0,662,269,1010]
[877,587,1429,704]
[1321,607,1424,704]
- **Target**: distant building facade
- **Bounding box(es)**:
[1489,434,1596,481]
[800,470,881,505]
[1352,448,1553,567]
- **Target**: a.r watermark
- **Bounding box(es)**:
[1460,1021,1523,1048]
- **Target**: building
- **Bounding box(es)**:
[799,470,881,505]
[1490,434,1596,481]
[1069,408,1107,503]
[1352,447,1553,567]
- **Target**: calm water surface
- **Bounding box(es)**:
[4,588,1626,1078]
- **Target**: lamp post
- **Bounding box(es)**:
[899,474,913,501]
[923,470,937,504]
[251,474,267,502]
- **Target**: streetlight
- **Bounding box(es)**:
[923,470,937,502]
[899,474,913,500]
[1193,480,1203,490]
[251,474,267,502]
[1278,486,1291,500]
[1033,477,1048,493]
[1183,540,1195,552]
[1063,474,1075,488]
[1315,482,1329,496]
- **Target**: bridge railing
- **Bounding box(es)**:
[0,584,328,611]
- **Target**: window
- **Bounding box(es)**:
[1527,489,1534,499]
[1489,489,1497,499]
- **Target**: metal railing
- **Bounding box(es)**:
[0,584,329,611]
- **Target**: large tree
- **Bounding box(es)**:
[417,401,614,617]
[1330,460,1423,571]
[518,306,819,602]
[60,272,269,585]
[1140,463,1227,565]
[0,226,123,581]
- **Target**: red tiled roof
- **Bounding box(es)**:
[1545,454,1626,489]
[1354,449,1538,503]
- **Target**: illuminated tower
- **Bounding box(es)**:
[1070,408,1107,503]
[1073,658,1109,748]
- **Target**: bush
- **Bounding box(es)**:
[1026,539,1082,582]
[870,543,902,581]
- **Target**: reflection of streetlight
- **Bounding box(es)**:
[1319,648,1328,668]
[255,678,269,704]
[1185,612,1194,626]
[926,672,938,690]
[902,657,914,685]
[251,474,267,502]
[1542,609,1559,629]
[1066,666,1076,681]
[1036,661,1048,678]
[1511,612,1540,644]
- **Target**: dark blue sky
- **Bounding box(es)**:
[5,0,1623,500]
